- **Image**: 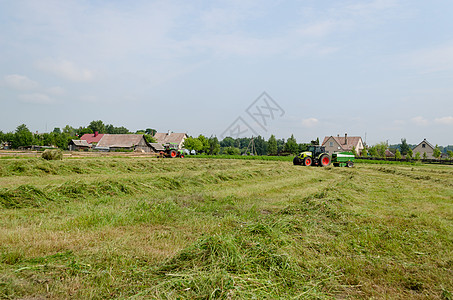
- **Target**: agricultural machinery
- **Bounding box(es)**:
[331,152,355,167]
[293,145,355,167]
[293,145,331,167]
[159,143,184,158]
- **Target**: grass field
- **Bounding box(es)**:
[0,157,452,299]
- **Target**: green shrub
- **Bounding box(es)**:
[41,149,63,160]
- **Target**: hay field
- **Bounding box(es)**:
[1,157,452,299]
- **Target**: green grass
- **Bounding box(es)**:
[0,157,452,299]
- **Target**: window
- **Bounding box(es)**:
[329,142,333,147]
[422,144,426,148]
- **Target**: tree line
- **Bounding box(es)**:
[1,122,452,158]
[0,121,156,150]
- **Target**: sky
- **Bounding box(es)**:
[1,0,453,146]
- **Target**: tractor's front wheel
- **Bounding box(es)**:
[319,154,331,167]
[293,156,302,165]
[303,157,312,166]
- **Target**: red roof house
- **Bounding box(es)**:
[79,132,105,145]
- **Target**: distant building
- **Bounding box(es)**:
[96,134,152,152]
[412,138,435,159]
[153,131,187,149]
[68,140,91,151]
[79,132,105,146]
[322,134,364,155]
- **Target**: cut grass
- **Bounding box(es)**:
[0,157,452,299]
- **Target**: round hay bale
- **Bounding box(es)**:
[42,149,63,160]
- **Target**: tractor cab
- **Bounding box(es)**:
[308,145,326,157]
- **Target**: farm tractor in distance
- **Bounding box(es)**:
[159,143,184,158]
[293,145,355,167]
[293,145,331,167]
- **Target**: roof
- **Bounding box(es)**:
[414,138,435,150]
[97,134,145,148]
[322,136,363,151]
[154,132,187,145]
[70,140,91,147]
[80,133,105,144]
[150,143,165,151]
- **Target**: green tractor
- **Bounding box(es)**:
[293,145,331,167]
[160,143,185,158]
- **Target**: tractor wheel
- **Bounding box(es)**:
[346,161,354,168]
[319,154,331,167]
[293,156,302,165]
[303,157,312,166]
[170,150,177,158]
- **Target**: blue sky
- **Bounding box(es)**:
[1,0,452,145]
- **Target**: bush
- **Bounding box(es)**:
[41,149,63,160]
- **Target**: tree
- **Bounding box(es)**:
[223,147,240,155]
[395,149,402,160]
[197,135,210,153]
[407,148,413,159]
[88,120,106,134]
[446,150,453,159]
[400,138,410,155]
[267,135,277,155]
[145,128,157,136]
[369,147,378,157]
[414,152,421,160]
[63,125,77,137]
[12,124,34,148]
[433,145,441,159]
[220,137,235,148]
[352,146,357,156]
[284,134,298,154]
[53,127,61,134]
[208,136,220,155]
[361,147,368,157]
[298,143,309,153]
[143,134,156,143]
[77,127,93,136]
[183,136,203,153]
[254,136,268,155]
[375,142,387,158]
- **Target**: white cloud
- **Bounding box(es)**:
[302,118,319,128]
[18,93,55,104]
[411,116,429,126]
[36,59,94,82]
[297,21,338,38]
[47,86,66,96]
[405,42,453,73]
[3,74,38,90]
[434,116,453,125]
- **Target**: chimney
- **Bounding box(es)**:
[167,130,172,136]
[344,133,348,145]
[94,131,98,137]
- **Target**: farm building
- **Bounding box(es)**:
[322,134,364,155]
[79,132,105,146]
[154,131,187,149]
[412,138,435,159]
[95,134,152,152]
[68,140,91,151]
